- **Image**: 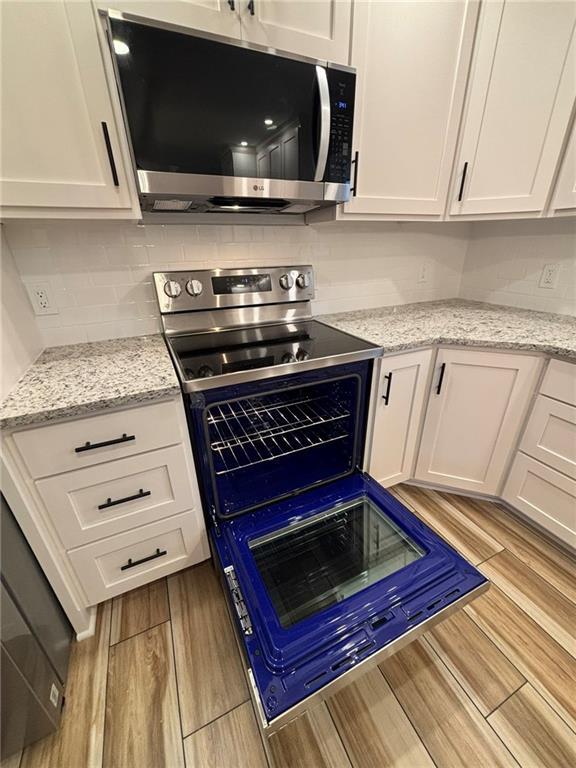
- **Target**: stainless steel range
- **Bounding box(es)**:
[154,265,382,390]
[153,266,488,735]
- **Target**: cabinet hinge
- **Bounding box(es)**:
[224,565,253,635]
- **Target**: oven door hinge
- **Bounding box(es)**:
[224,565,253,635]
[210,504,220,536]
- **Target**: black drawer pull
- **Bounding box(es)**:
[98,488,151,511]
[227,0,235,9]
[75,433,135,453]
[382,371,393,405]
[436,362,446,395]
[120,548,167,571]
[247,0,255,15]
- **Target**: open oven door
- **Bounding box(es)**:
[211,472,489,734]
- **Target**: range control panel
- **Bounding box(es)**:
[154,266,315,314]
[326,67,356,184]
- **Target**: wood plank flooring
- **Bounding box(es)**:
[14,485,576,768]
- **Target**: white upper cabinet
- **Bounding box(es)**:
[240,0,352,64]
[341,0,479,218]
[93,0,242,37]
[369,350,433,487]
[450,0,576,218]
[0,1,138,218]
[415,349,542,495]
[550,117,576,215]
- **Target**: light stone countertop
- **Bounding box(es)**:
[320,299,576,360]
[2,300,574,431]
[0,335,180,430]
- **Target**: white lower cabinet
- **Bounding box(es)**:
[503,454,576,549]
[414,349,542,495]
[67,511,208,604]
[369,350,433,487]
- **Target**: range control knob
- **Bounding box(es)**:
[279,273,294,290]
[198,365,214,378]
[296,348,310,361]
[163,280,182,298]
[186,279,203,297]
[296,272,311,289]
[281,352,296,364]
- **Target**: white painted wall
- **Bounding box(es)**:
[460,218,576,316]
[2,220,469,347]
[0,227,43,399]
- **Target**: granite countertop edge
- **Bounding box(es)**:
[0,384,182,431]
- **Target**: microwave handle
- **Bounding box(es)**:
[314,65,331,182]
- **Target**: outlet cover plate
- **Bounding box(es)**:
[26,282,58,315]
[539,263,561,289]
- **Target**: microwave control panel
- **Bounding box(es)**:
[326,68,356,185]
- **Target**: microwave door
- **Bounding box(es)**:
[213,473,488,733]
[111,17,320,181]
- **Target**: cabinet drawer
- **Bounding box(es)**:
[36,446,195,548]
[540,359,576,406]
[503,454,576,549]
[520,396,576,479]
[12,400,182,478]
[67,512,209,604]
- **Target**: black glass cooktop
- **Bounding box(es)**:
[168,321,379,384]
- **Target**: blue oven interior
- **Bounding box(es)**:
[187,361,372,518]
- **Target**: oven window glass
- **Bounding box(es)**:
[249,497,425,628]
[110,18,319,180]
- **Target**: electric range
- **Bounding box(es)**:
[154,265,488,734]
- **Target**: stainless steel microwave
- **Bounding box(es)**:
[104,11,356,217]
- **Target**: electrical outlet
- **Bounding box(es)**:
[26,282,58,315]
[539,263,561,289]
[418,261,430,283]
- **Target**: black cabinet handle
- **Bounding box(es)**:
[227,0,235,9]
[75,433,135,453]
[120,548,167,571]
[351,151,359,196]
[101,121,119,187]
[436,363,446,395]
[98,488,151,511]
[457,161,468,202]
[382,371,393,405]
[247,0,255,15]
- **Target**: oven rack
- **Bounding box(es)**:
[207,397,351,452]
[211,427,349,476]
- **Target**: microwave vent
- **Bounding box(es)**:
[152,199,194,211]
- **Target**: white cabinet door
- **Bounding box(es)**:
[503,453,576,549]
[0,1,137,217]
[450,0,576,217]
[550,118,576,215]
[342,0,478,217]
[415,349,542,494]
[240,0,351,64]
[93,0,242,37]
[369,350,433,487]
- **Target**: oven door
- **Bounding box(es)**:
[212,472,488,733]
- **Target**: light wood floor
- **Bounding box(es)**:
[14,485,576,768]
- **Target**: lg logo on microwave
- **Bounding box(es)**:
[253,184,265,191]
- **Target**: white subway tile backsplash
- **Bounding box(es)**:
[5,216,573,349]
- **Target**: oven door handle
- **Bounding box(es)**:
[314,65,331,182]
